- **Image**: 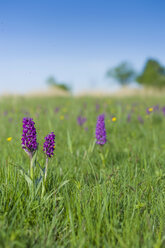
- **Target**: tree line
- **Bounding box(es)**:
[46,58,165,92]
[106,58,165,88]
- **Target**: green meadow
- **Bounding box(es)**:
[0,96,165,248]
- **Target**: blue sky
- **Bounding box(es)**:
[0,0,165,93]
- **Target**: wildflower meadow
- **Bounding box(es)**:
[0,96,165,248]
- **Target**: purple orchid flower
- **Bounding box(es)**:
[95,114,107,145]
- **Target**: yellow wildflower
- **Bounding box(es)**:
[60,115,64,120]
[112,117,117,122]
[7,137,12,142]
[148,107,153,112]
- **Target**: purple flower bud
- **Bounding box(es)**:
[153,105,159,111]
[54,107,60,113]
[162,106,165,116]
[43,132,55,158]
[77,116,87,126]
[96,104,100,112]
[138,115,144,124]
[127,114,131,122]
[21,117,38,153]
[95,114,107,145]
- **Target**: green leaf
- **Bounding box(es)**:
[67,130,73,154]
[88,139,96,153]
[37,162,45,176]
[35,176,43,196]
[17,166,33,187]
[57,180,70,192]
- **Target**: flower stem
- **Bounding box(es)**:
[30,154,34,180]
[41,157,49,198]
[99,145,105,167]
[41,183,45,198]
[44,157,49,182]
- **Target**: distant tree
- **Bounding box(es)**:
[46,76,71,92]
[136,59,165,88]
[56,82,71,92]
[106,62,136,85]
[46,76,58,87]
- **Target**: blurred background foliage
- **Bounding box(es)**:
[106,62,136,86]
[136,59,165,88]
[106,58,165,89]
[46,76,72,92]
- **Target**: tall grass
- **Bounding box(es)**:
[0,96,165,247]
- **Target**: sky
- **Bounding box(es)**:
[0,0,165,94]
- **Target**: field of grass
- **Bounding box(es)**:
[0,96,165,248]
